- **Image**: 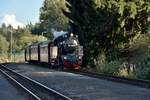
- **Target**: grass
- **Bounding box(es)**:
[0,52,25,63]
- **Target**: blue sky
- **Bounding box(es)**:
[0,0,43,27]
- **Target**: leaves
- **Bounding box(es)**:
[40,0,69,32]
[63,0,150,67]
[0,23,47,53]
[129,2,137,19]
[119,0,126,16]
[0,34,9,53]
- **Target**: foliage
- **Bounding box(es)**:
[63,0,150,67]
[39,0,69,38]
[130,32,150,80]
[0,34,9,53]
[19,35,47,50]
[98,60,122,75]
[135,48,150,80]
[30,23,53,39]
[13,25,47,52]
[0,23,47,62]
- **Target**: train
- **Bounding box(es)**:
[24,33,83,70]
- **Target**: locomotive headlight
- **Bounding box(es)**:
[64,56,67,60]
[78,56,82,59]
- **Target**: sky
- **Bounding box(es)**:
[0,0,43,28]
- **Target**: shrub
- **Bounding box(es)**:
[135,48,150,80]
[98,60,122,75]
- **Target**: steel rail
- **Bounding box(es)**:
[0,68,41,100]
[0,64,72,100]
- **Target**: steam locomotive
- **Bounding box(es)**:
[25,33,83,70]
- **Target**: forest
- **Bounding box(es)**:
[0,0,150,80]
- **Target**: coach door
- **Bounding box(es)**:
[40,44,48,62]
[50,46,58,64]
[50,46,58,59]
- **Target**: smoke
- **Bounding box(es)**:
[51,29,67,39]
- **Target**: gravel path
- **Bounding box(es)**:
[6,63,150,100]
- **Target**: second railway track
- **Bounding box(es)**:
[0,64,72,100]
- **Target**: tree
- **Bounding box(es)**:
[0,34,9,53]
[39,0,69,38]
[15,25,47,51]
[63,0,118,66]
[63,0,150,66]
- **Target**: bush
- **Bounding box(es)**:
[135,48,150,80]
[98,60,122,75]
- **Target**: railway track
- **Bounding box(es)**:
[0,64,72,100]
[68,70,150,89]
